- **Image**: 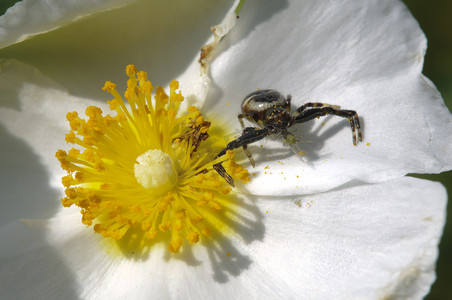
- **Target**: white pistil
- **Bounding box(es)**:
[134,149,178,195]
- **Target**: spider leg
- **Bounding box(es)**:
[237,114,256,166]
[213,163,234,186]
[214,127,270,186]
[296,102,340,113]
[238,113,247,129]
[242,144,256,167]
[294,107,363,145]
[215,127,270,159]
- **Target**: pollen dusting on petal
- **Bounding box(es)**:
[56,65,249,254]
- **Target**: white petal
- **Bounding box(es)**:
[0,60,103,225]
[245,177,446,299]
[0,0,237,104]
[0,0,135,48]
[207,0,452,195]
[0,177,445,299]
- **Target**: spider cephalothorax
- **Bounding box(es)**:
[213,89,363,186]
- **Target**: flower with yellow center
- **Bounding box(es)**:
[1,1,452,299]
[55,65,249,253]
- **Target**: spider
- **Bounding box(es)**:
[212,89,363,186]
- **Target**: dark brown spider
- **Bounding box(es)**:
[213,89,363,186]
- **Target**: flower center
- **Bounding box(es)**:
[134,149,177,195]
[55,65,250,254]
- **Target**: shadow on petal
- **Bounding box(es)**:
[0,220,79,299]
[112,193,265,282]
[176,193,266,283]
[200,194,266,282]
[0,123,61,228]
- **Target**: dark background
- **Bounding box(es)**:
[402,1,452,299]
[0,0,450,298]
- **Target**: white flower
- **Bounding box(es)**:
[0,0,451,299]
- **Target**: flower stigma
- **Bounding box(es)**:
[56,65,250,254]
[134,149,177,195]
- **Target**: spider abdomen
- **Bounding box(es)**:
[241,89,291,124]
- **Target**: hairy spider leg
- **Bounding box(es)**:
[241,144,255,167]
[294,107,363,145]
[238,113,247,128]
[215,127,270,158]
[213,163,235,186]
[296,102,340,113]
[237,113,256,167]
[213,127,270,186]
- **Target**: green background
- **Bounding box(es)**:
[0,1,450,298]
[402,1,452,299]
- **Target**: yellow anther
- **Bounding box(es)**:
[61,175,74,187]
[159,222,171,232]
[108,99,120,110]
[55,149,67,160]
[169,80,179,93]
[141,81,153,95]
[61,196,73,206]
[126,64,138,77]
[66,111,78,120]
[124,87,138,100]
[155,86,169,105]
[74,172,85,183]
[83,135,96,146]
[187,231,199,244]
[86,106,102,118]
[102,81,117,93]
[65,188,77,199]
[68,148,80,157]
[137,71,147,82]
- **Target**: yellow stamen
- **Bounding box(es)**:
[56,65,249,254]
